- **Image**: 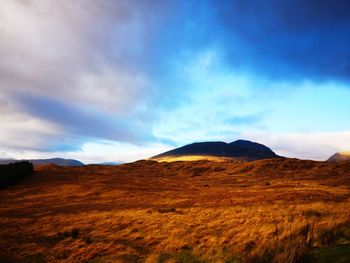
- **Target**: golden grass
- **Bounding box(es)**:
[0,159,350,262]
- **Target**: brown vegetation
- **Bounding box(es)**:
[0,158,350,262]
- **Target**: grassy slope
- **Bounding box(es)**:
[0,159,349,262]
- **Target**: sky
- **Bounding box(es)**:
[1,0,350,163]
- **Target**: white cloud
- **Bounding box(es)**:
[242,131,350,160]
[1,141,172,164]
[0,0,162,155]
[76,67,150,114]
[0,112,63,151]
[0,0,152,113]
[0,92,64,151]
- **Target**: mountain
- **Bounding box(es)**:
[0,158,84,166]
[0,158,16,164]
[327,152,350,162]
[151,139,280,162]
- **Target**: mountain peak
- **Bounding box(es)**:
[327,152,350,162]
[151,139,279,162]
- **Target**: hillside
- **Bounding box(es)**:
[327,152,350,162]
[151,139,280,162]
[0,158,349,262]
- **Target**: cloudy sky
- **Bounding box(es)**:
[1,0,350,163]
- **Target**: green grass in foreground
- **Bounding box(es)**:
[313,245,350,263]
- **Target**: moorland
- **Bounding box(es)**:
[0,158,350,262]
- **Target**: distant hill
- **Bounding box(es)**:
[0,158,84,166]
[151,139,280,162]
[327,152,350,162]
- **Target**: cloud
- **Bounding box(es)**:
[153,48,350,160]
[242,131,350,160]
[0,96,65,152]
[0,1,154,111]
[1,140,172,164]
[1,0,350,162]
[14,93,154,143]
[0,0,174,153]
[212,0,350,82]
[66,141,172,164]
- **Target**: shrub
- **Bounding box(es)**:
[213,167,226,172]
[176,250,203,263]
[318,227,337,246]
[0,161,34,188]
[244,241,257,253]
[247,240,313,263]
[158,207,176,213]
[83,233,92,244]
[57,228,80,240]
[246,223,316,263]
[318,222,350,246]
[190,167,208,177]
[56,230,71,240]
[303,209,321,219]
[71,228,80,238]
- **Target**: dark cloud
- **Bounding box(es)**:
[211,0,350,82]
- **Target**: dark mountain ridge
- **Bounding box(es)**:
[0,158,84,166]
[152,139,280,161]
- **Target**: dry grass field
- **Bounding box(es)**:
[0,158,350,262]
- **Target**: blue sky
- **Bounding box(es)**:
[1,0,350,163]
